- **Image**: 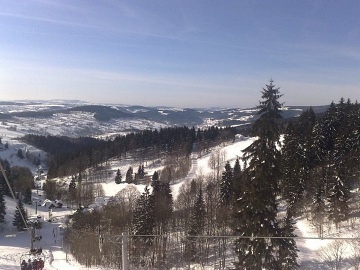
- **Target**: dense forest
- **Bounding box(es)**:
[21,125,235,178]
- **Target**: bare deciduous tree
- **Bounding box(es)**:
[208,150,226,181]
[318,240,347,270]
[349,239,360,270]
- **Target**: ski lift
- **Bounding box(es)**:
[21,223,44,269]
[20,250,45,270]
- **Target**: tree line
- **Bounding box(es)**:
[21,126,235,179]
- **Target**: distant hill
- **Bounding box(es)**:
[65,105,133,121]
[0,100,330,138]
[0,104,133,121]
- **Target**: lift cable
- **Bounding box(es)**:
[0,162,30,232]
[67,227,360,241]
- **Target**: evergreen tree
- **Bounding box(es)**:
[115,169,122,184]
[187,187,206,262]
[219,161,233,205]
[281,108,317,212]
[132,186,155,264]
[152,171,159,181]
[0,184,6,224]
[17,149,24,159]
[312,185,326,238]
[235,80,289,269]
[190,187,206,236]
[278,212,299,269]
[151,177,173,265]
[327,176,349,228]
[316,102,338,183]
[310,100,354,225]
[13,200,27,231]
[340,101,359,174]
[281,122,300,205]
[68,177,77,207]
[23,187,32,205]
[328,100,357,223]
[125,167,133,184]
[43,179,57,201]
[232,158,242,198]
[137,165,145,179]
[132,186,155,236]
[151,175,173,227]
[24,187,32,204]
[229,157,243,231]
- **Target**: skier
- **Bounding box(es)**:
[20,260,27,270]
[38,258,44,270]
[26,259,32,270]
[32,259,39,270]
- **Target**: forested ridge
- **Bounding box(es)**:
[21,126,235,178]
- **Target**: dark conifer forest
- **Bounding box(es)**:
[21,126,235,178]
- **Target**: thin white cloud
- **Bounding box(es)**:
[0,11,96,29]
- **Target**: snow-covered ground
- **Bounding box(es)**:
[1,136,360,269]
[0,193,92,270]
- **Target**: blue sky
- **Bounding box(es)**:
[0,0,359,108]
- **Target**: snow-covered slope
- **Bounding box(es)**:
[0,193,97,270]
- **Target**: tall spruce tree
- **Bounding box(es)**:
[219,161,234,206]
[233,158,242,198]
[115,169,122,184]
[189,187,206,236]
[137,165,145,179]
[230,157,243,230]
[152,171,159,182]
[327,100,355,224]
[13,200,27,231]
[125,167,133,184]
[337,101,358,181]
[281,108,317,210]
[132,186,155,262]
[278,211,299,269]
[187,187,206,263]
[152,179,173,230]
[235,80,297,269]
[327,176,349,228]
[310,100,353,226]
[151,176,173,265]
